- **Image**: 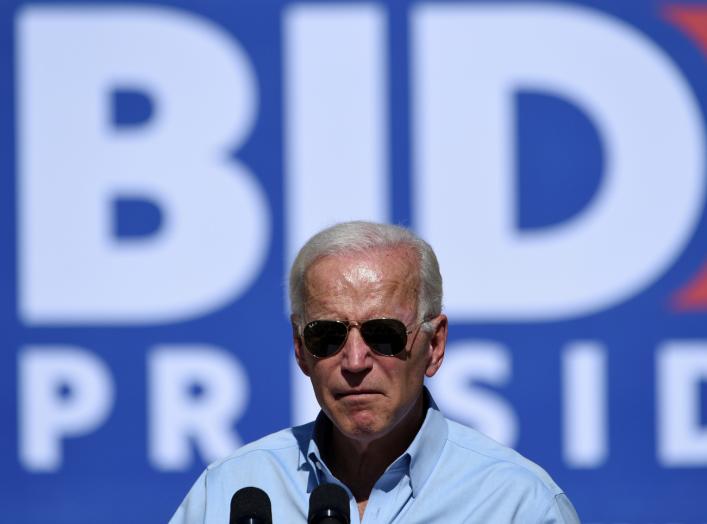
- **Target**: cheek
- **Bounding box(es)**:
[379,361,416,393]
[309,362,336,391]
[403,355,429,387]
[307,371,329,408]
[297,357,311,377]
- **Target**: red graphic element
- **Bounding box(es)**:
[664,5,707,56]
[673,263,707,311]
[665,5,707,311]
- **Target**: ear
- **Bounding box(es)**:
[291,315,311,377]
[425,314,447,378]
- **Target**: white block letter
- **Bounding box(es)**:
[284,3,388,249]
[18,6,269,324]
[148,345,249,471]
[412,4,704,320]
[428,341,517,446]
[657,341,707,466]
[18,346,114,472]
[284,4,388,425]
[562,342,608,468]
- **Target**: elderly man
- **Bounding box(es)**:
[170,221,579,523]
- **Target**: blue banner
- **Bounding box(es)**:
[2,1,707,522]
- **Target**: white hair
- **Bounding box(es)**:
[288,221,443,324]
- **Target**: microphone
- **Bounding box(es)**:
[308,483,350,524]
[230,487,272,524]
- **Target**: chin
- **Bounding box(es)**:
[335,411,391,441]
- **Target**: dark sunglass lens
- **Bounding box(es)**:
[303,321,348,357]
[361,319,407,356]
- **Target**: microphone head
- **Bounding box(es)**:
[308,483,350,524]
[230,486,272,524]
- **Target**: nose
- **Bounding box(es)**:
[339,326,373,373]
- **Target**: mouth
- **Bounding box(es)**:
[334,390,381,400]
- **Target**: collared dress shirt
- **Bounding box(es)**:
[169,394,580,523]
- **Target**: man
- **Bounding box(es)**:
[170,221,580,523]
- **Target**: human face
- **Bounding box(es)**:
[293,248,446,447]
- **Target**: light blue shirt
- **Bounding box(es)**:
[169,393,580,523]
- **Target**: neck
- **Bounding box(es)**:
[324,392,426,503]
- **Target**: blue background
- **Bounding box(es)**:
[2,1,707,522]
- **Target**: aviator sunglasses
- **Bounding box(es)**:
[301,318,426,358]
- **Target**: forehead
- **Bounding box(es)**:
[302,247,419,316]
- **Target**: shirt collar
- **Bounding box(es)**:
[300,388,448,497]
[306,412,337,484]
[403,388,448,496]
